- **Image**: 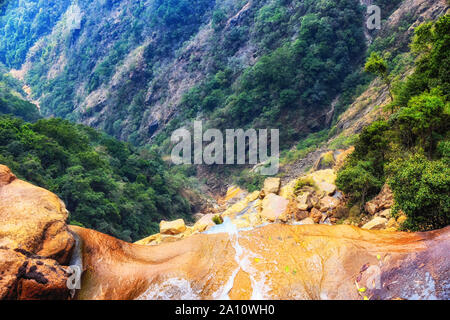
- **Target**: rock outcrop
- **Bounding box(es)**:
[0,165,75,300]
[71,224,450,300]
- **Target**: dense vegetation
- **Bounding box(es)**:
[157,0,367,150]
[0,63,40,121]
[0,0,72,68]
[8,0,215,126]
[0,115,194,241]
[337,16,450,231]
[0,0,372,150]
[2,0,447,236]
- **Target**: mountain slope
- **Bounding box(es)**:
[1,0,368,149]
[0,113,197,242]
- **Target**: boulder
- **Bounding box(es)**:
[310,208,323,224]
[295,210,310,222]
[365,202,378,215]
[279,210,293,223]
[220,186,247,206]
[296,192,312,211]
[279,181,296,200]
[0,165,74,300]
[307,169,337,196]
[260,194,289,222]
[246,191,261,203]
[193,214,216,233]
[379,209,392,219]
[263,178,281,195]
[362,217,388,230]
[160,219,187,235]
[364,184,394,215]
[319,196,341,212]
[135,233,162,246]
[0,165,16,186]
[0,165,75,264]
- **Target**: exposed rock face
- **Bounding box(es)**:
[0,165,74,300]
[334,0,449,139]
[71,224,450,300]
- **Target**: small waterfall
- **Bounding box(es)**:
[207,218,269,300]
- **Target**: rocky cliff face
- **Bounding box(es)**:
[1,165,449,300]
[333,0,449,138]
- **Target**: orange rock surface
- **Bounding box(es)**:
[0,165,74,300]
[1,164,449,301]
[71,224,450,300]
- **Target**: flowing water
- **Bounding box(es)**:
[206,218,270,300]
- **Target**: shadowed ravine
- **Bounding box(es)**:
[70,224,450,300]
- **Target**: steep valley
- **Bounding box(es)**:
[0,0,449,301]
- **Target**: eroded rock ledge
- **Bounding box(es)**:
[71,224,450,300]
[1,164,449,300]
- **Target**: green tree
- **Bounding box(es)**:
[336,160,383,207]
[395,91,447,157]
[388,155,450,231]
[365,52,394,103]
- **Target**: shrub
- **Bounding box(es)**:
[387,155,450,231]
[212,215,224,225]
[294,177,316,192]
[336,160,383,206]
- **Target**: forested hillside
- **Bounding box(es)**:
[0,0,374,149]
[0,63,40,121]
[337,15,450,231]
[0,111,195,241]
[0,0,448,240]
